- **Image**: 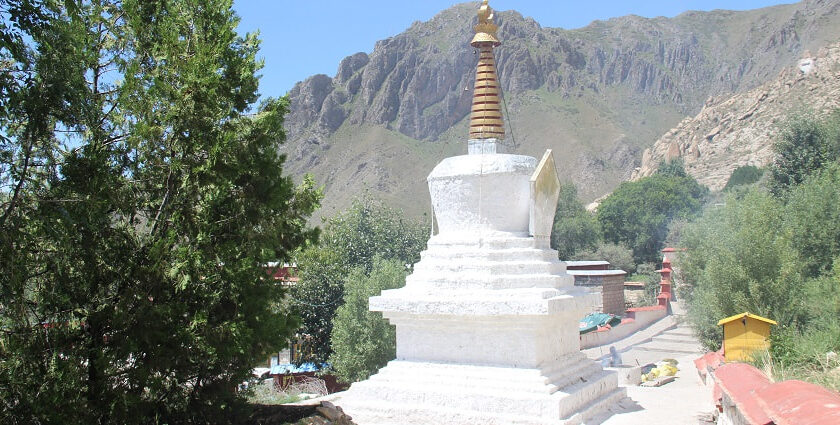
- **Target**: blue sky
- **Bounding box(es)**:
[232,0,796,98]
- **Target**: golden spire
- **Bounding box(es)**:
[469,0,504,141]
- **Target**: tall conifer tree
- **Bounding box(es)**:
[0,1,319,422]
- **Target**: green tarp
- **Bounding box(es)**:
[579,313,622,334]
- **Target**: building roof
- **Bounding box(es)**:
[565,260,610,267]
[567,270,627,277]
[717,312,778,326]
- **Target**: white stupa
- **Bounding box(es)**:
[333,2,625,423]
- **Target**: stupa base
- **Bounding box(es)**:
[332,357,626,425]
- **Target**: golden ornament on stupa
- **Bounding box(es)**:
[469,0,505,140]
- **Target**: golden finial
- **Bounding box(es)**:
[471,0,500,47]
[468,0,504,141]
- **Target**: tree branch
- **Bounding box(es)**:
[0,139,33,227]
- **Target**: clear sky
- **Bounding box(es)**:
[232,0,797,98]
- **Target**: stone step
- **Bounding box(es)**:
[652,335,697,344]
[364,357,603,396]
[419,247,560,263]
[554,368,621,420]
[347,367,620,420]
[633,340,704,355]
[427,236,540,250]
[412,259,565,276]
[563,387,627,425]
[404,272,572,290]
[582,315,678,361]
[665,327,696,337]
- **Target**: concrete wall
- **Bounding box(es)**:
[705,361,840,425]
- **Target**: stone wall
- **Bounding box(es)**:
[570,271,627,315]
[623,282,646,306]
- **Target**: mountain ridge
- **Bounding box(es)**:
[280,0,840,220]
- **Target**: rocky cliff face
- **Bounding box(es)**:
[281,0,840,219]
[632,42,840,190]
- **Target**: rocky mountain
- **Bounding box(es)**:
[632,41,840,189]
[280,0,840,220]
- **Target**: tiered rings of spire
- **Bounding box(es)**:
[469,0,505,140]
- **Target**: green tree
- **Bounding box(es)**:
[0,1,319,423]
[783,162,840,278]
[550,184,599,260]
[597,174,708,264]
[680,190,805,350]
[329,257,406,383]
[292,197,426,365]
[769,114,838,195]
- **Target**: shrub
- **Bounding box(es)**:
[723,165,764,191]
[769,113,838,195]
[292,198,426,365]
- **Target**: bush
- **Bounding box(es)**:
[723,165,764,191]
[627,263,660,306]
[293,198,426,365]
[657,158,688,177]
[757,322,840,393]
[783,163,840,277]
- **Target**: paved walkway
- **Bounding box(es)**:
[584,301,716,424]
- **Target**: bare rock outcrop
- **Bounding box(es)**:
[632,42,840,190]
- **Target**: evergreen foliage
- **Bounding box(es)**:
[597,174,708,264]
[292,198,426,366]
[329,257,406,383]
[550,184,599,261]
[0,1,319,422]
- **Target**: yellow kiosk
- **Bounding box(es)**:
[717,312,777,362]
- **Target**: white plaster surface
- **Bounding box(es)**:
[428,153,536,235]
[529,150,560,245]
[334,149,624,424]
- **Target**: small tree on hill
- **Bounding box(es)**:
[724,165,765,191]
